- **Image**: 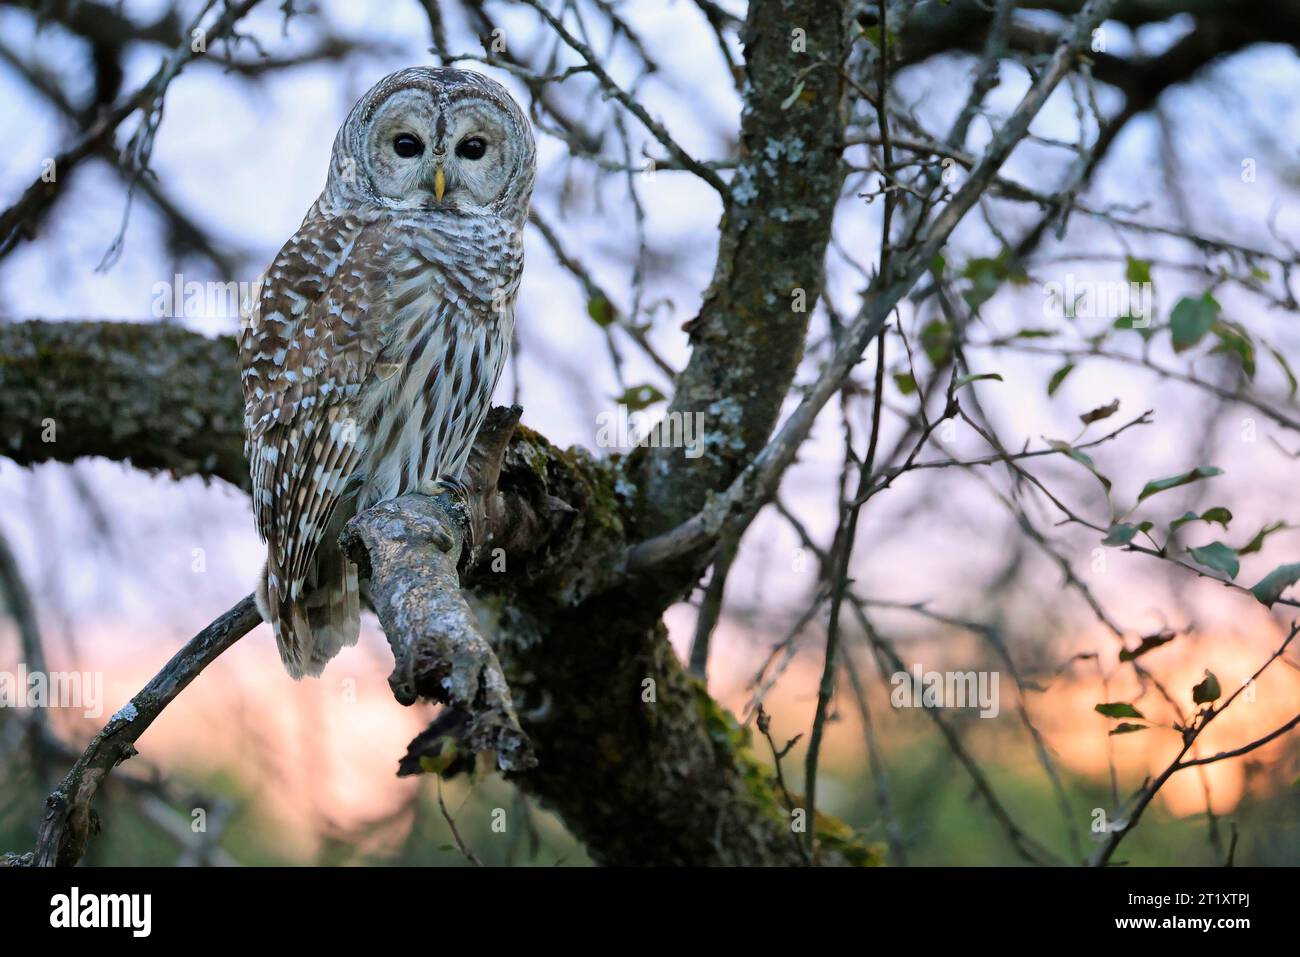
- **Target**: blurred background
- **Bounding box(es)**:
[1,0,1298,865]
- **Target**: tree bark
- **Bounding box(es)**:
[0,319,247,489]
[635,0,849,540]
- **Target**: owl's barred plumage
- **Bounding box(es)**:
[239,67,535,678]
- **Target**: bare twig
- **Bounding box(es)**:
[1089,623,1300,866]
[33,595,261,866]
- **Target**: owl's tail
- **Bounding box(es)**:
[255,538,361,679]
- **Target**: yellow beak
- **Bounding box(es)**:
[434,164,446,203]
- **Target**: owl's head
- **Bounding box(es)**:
[321,67,536,225]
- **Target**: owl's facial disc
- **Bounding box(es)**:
[362,87,518,214]
[424,98,516,213]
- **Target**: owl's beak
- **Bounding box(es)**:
[433,164,446,204]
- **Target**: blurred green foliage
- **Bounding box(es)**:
[3,710,1294,865]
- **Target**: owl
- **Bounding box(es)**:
[238,67,536,678]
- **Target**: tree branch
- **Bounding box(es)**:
[339,407,536,773]
[32,595,261,867]
[0,0,264,259]
[0,320,248,489]
[627,0,1118,573]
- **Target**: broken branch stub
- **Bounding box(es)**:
[339,406,535,773]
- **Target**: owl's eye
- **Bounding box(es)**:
[392,133,424,158]
[456,136,487,160]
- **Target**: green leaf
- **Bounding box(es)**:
[417,745,459,776]
[1047,363,1075,397]
[1049,440,1112,494]
[1080,399,1119,425]
[920,319,953,365]
[1237,521,1289,555]
[1119,631,1175,662]
[930,253,946,277]
[1009,328,1057,339]
[961,250,1027,311]
[1191,671,1222,706]
[893,371,918,395]
[1095,702,1145,719]
[1169,293,1221,353]
[1170,508,1233,533]
[1103,522,1151,547]
[1109,723,1148,735]
[614,383,666,412]
[1210,320,1256,379]
[1137,466,1222,503]
[1200,507,1233,529]
[1268,345,1298,397]
[963,263,1002,311]
[1249,562,1300,607]
[1114,313,1157,341]
[587,295,615,327]
[1125,257,1152,286]
[1188,541,1240,579]
[858,26,899,49]
[954,372,1002,391]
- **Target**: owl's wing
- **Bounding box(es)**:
[239,213,391,603]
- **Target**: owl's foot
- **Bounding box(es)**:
[418,475,473,552]
[419,474,471,505]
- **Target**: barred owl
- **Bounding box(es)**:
[238,67,535,678]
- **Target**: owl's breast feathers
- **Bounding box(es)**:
[238,209,521,674]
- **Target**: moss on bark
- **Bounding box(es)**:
[0,319,247,489]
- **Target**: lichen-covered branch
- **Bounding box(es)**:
[340,407,536,772]
[0,320,248,489]
[341,492,536,771]
[634,0,850,540]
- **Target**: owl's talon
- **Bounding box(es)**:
[420,476,472,552]
[419,474,471,507]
